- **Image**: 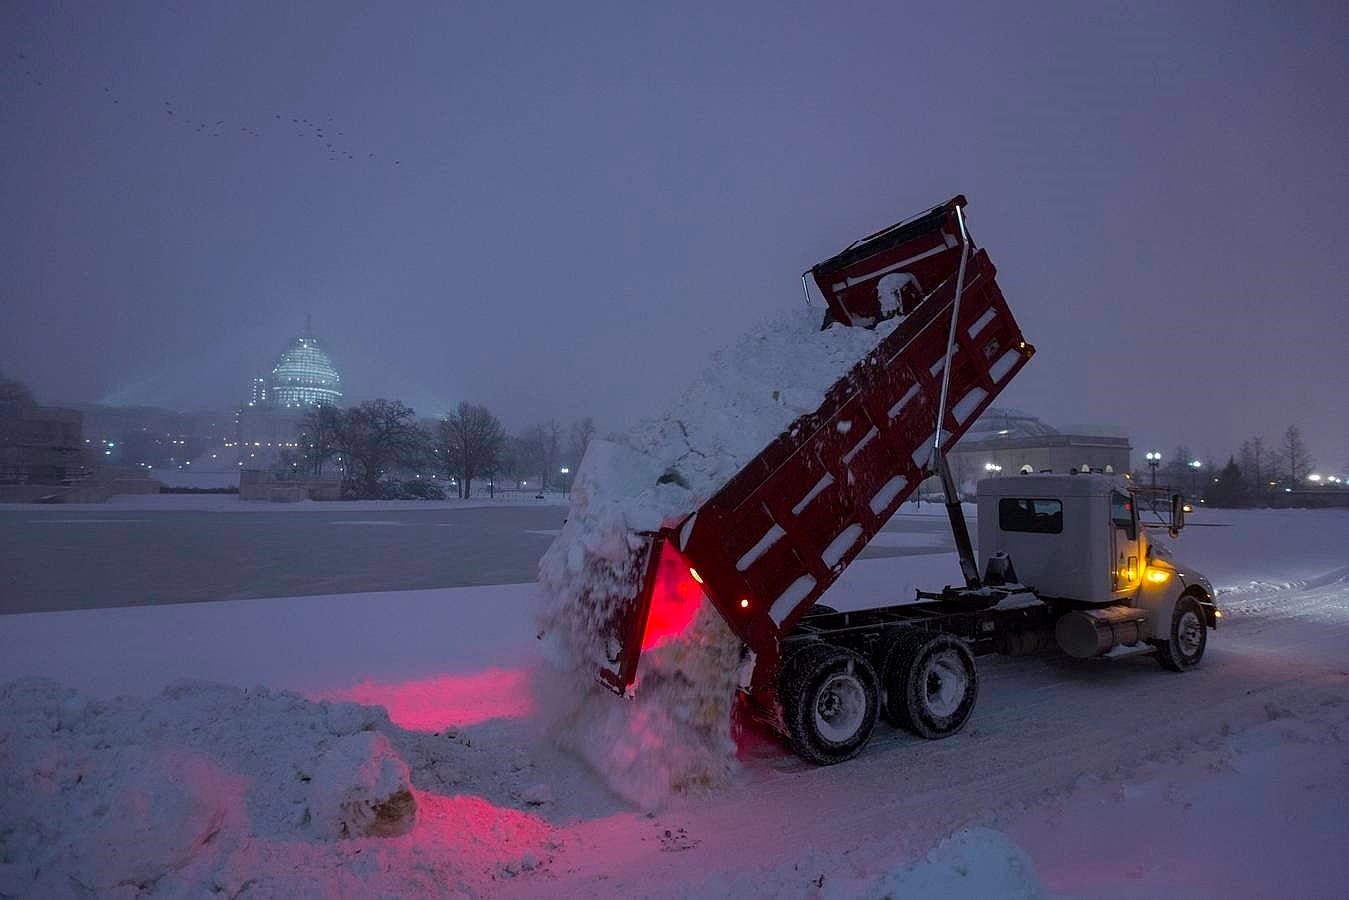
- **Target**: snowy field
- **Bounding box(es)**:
[1,506,1346,897]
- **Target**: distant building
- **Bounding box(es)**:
[266,334,342,408]
[75,405,233,467]
[235,325,344,469]
[0,404,85,485]
[947,408,1132,491]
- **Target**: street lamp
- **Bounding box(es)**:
[1145,451,1161,489]
[560,466,571,498]
[1188,459,1201,496]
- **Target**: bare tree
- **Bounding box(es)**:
[1162,445,1194,485]
[497,434,528,488]
[520,421,562,492]
[1239,437,1267,492]
[568,417,597,470]
[1278,425,1315,488]
[335,399,425,499]
[297,404,343,477]
[437,402,506,499]
[541,420,562,491]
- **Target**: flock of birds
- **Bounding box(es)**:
[13,50,403,168]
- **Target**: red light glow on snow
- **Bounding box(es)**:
[640,544,706,651]
[315,667,534,732]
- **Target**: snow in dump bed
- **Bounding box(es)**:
[537,309,901,808]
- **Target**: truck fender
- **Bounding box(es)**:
[1136,571,1212,638]
[1135,574,1186,641]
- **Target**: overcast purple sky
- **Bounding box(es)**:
[3,1,1346,468]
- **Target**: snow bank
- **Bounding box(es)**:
[0,678,554,897]
[537,309,898,807]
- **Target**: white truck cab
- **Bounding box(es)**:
[976,473,1218,669]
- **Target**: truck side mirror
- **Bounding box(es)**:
[1170,493,1185,537]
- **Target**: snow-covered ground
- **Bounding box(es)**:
[2,506,1346,897]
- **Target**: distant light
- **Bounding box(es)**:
[1308,473,1322,483]
[1189,460,1201,469]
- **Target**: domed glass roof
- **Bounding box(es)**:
[269,336,342,407]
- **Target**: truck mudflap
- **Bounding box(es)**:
[599,197,1034,695]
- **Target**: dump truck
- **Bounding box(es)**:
[595,196,1219,764]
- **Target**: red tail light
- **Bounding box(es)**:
[641,543,705,650]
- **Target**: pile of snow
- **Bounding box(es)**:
[0,678,555,897]
[537,309,899,808]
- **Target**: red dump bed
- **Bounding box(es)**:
[601,197,1034,694]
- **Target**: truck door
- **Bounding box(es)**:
[1110,490,1140,593]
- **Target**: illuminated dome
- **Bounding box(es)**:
[269,336,342,407]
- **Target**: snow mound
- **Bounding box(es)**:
[537,309,897,808]
[308,731,417,840]
[0,678,548,897]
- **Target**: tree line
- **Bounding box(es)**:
[292,399,598,500]
[1181,425,1334,508]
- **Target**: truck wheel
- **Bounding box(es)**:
[779,643,879,765]
[1154,594,1207,671]
[883,631,978,739]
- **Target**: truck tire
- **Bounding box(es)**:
[882,630,978,739]
[779,642,879,765]
[1154,593,1207,672]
